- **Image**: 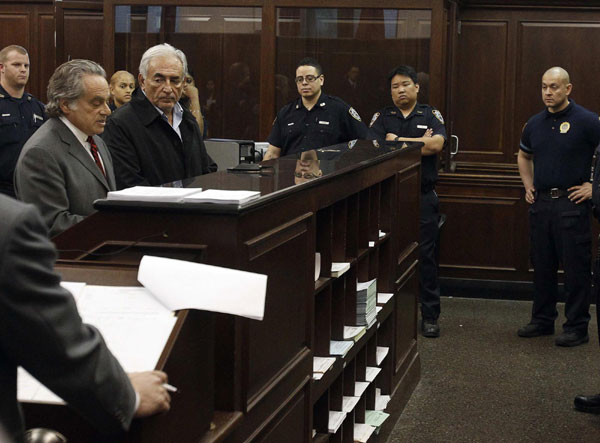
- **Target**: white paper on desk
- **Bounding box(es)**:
[354,381,370,397]
[377,292,394,305]
[342,396,360,413]
[138,256,267,321]
[60,281,86,302]
[17,368,64,404]
[328,411,346,434]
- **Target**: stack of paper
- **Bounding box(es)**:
[107,186,202,202]
[354,381,370,397]
[313,356,336,380]
[365,410,390,430]
[375,388,391,411]
[330,340,353,357]
[377,292,394,305]
[353,423,376,442]
[328,411,346,434]
[331,262,350,277]
[342,396,360,413]
[375,346,389,366]
[182,189,260,204]
[343,325,366,342]
[365,366,382,382]
[356,278,377,328]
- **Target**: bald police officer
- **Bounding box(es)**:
[0,45,46,197]
[369,65,446,338]
[264,57,367,160]
[518,67,600,347]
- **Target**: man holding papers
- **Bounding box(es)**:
[0,195,170,443]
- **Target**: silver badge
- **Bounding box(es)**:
[349,107,362,122]
[369,112,380,128]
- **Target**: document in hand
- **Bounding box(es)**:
[138,256,267,321]
[106,186,202,202]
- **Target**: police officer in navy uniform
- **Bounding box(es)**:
[264,57,367,160]
[368,65,447,338]
[0,45,46,197]
[518,66,600,347]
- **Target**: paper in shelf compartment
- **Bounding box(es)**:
[375,388,391,411]
[365,366,382,382]
[328,410,346,434]
[354,381,370,397]
[313,356,336,380]
[330,340,353,357]
[331,262,350,277]
[376,346,389,366]
[365,410,390,428]
[343,325,366,342]
[315,252,321,282]
[353,423,376,442]
[342,396,360,413]
[377,292,394,305]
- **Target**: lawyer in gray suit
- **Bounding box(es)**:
[14,59,116,237]
[0,195,171,443]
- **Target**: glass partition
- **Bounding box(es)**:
[276,8,431,123]
[114,5,262,139]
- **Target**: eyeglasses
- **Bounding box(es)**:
[295,75,322,84]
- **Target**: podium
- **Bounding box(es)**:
[37,140,422,442]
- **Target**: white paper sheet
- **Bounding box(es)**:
[365,366,382,382]
[138,256,267,321]
[376,346,389,366]
[354,381,370,397]
[377,292,394,305]
[107,186,201,202]
[329,340,353,356]
[342,396,360,413]
[328,411,346,433]
[353,423,376,442]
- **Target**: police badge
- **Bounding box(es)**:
[369,112,380,128]
[349,107,362,122]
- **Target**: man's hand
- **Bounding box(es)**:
[524,186,536,204]
[385,132,398,141]
[423,128,433,138]
[568,182,592,204]
[129,370,171,418]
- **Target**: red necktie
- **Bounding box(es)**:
[87,136,106,178]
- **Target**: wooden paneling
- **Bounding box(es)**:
[0,13,29,49]
[64,11,104,63]
[453,20,508,162]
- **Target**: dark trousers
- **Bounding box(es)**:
[529,196,592,333]
[420,189,441,321]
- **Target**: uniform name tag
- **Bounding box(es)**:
[319,121,330,125]
[287,122,294,126]
[417,125,428,129]
[1,114,9,117]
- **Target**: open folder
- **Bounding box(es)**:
[18,256,268,404]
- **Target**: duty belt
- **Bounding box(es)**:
[537,188,569,199]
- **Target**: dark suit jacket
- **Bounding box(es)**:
[14,117,116,237]
[0,196,135,443]
[102,87,217,189]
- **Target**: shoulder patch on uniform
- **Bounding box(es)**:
[348,139,357,149]
[372,140,381,148]
[432,109,444,124]
[349,107,362,122]
[369,112,380,128]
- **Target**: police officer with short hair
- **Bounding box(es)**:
[263,57,367,160]
[518,66,600,347]
[368,65,446,338]
[0,45,46,197]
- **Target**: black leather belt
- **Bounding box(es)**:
[537,188,569,199]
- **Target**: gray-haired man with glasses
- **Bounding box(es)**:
[103,43,216,189]
[264,57,367,160]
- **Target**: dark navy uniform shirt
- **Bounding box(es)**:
[368,103,447,190]
[267,93,368,156]
[520,100,600,191]
[0,84,46,196]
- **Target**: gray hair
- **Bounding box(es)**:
[46,59,106,118]
[138,43,187,79]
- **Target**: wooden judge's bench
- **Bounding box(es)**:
[21,140,422,442]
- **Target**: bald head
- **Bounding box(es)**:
[541,66,572,113]
[543,66,570,85]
